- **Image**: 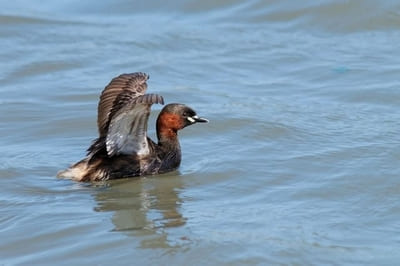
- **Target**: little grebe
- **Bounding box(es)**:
[57,72,208,181]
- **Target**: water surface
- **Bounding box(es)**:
[1,1,400,265]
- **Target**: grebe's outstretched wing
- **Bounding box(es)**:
[93,72,164,157]
[98,72,149,136]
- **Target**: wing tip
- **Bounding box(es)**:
[156,94,164,105]
[133,94,164,105]
[127,72,149,82]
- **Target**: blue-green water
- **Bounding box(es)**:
[1,1,400,265]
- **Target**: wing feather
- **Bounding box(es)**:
[97,72,149,137]
[89,72,164,158]
[105,93,164,157]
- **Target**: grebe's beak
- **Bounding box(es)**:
[188,115,209,123]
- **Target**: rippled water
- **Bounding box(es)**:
[1,1,400,265]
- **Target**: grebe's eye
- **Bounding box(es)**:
[183,111,189,117]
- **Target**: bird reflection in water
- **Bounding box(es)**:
[93,172,188,248]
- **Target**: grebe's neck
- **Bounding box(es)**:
[156,112,182,147]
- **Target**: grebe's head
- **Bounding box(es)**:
[156,103,208,140]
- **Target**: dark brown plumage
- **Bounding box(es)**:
[57,72,208,182]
